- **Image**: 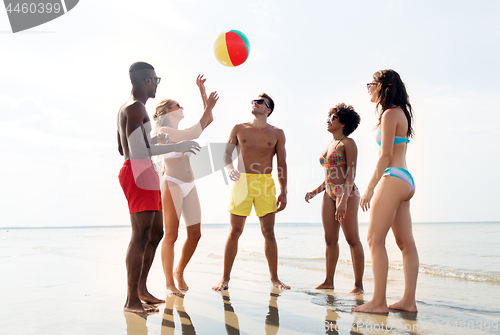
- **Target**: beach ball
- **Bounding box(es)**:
[213,30,250,67]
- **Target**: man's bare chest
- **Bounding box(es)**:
[237,129,277,149]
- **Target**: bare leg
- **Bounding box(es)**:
[352,177,411,314]
[175,189,202,291]
[138,210,165,304]
[389,196,418,312]
[339,189,364,294]
[161,181,184,296]
[260,212,290,290]
[174,223,201,291]
[213,214,246,291]
[316,193,340,290]
[124,211,160,313]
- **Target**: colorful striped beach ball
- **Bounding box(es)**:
[213,30,250,67]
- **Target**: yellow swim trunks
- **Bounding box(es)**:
[228,173,277,217]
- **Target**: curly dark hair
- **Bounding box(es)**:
[372,69,414,138]
[328,103,360,136]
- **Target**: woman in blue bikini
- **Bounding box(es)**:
[305,103,364,294]
[352,69,418,313]
[153,75,218,296]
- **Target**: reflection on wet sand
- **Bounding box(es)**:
[323,294,340,335]
[124,311,148,335]
[324,294,364,335]
[307,291,365,335]
[217,287,282,335]
[312,291,422,334]
[161,295,196,335]
[352,309,420,334]
[122,289,424,335]
[265,287,281,335]
[220,290,240,335]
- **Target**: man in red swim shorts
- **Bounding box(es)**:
[117,62,200,314]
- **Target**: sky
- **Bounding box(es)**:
[1,0,500,228]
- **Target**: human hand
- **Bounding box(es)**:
[276,192,287,212]
[174,140,201,154]
[304,191,316,203]
[196,74,207,96]
[206,91,219,110]
[360,189,374,212]
[335,201,347,221]
[227,168,240,181]
[157,132,170,144]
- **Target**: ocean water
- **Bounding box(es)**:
[195,221,500,333]
[1,222,499,334]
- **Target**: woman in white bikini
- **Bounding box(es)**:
[153,75,218,296]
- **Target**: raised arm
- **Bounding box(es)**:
[159,91,219,142]
[196,74,208,109]
[126,102,200,158]
[276,129,287,212]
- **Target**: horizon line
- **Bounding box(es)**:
[1,221,500,230]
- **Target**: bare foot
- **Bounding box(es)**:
[139,290,165,304]
[315,281,334,289]
[350,286,364,295]
[174,271,189,291]
[212,279,229,291]
[124,303,147,314]
[351,300,389,314]
[166,284,185,297]
[142,303,159,313]
[124,301,158,314]
[272,279,290,290]
[389,300,417,313]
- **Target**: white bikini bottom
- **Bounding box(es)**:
[163,175,195,198]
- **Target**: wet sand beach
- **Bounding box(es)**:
[1,223,499,334]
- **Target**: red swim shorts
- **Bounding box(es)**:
[118,159,162,214]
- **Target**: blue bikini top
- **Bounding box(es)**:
[375,131,410,146]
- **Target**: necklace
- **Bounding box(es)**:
[333,135,345,149]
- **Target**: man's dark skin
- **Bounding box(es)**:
[118,65,200,314]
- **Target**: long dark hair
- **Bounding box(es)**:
[373,69,414,138]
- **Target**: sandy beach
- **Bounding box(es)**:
[1,224,499,335]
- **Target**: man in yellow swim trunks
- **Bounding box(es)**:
[212,93,290,291]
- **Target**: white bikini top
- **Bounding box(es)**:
[163,151,193,159]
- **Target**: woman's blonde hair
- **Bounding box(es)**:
[152,98,175,136]
[152,98,178,173]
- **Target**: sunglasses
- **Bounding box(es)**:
[327,115,339,122]
[366,82,377,90]
[169,103,182,110]
[251,99,270,109]
[148,76,161,84]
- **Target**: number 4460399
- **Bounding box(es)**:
[5,2,62,14]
